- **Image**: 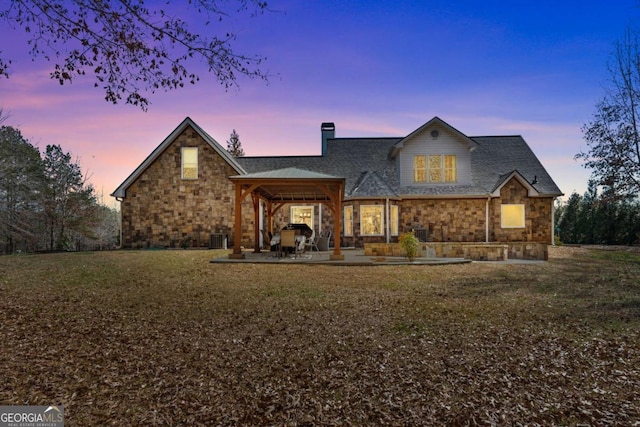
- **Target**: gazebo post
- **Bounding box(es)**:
[229,182,245,259]
[265,200,273,235]
[252,192,261,253]
[330,185,344,260]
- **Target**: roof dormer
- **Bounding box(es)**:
[390,116,478,159]
[393,117,476,187]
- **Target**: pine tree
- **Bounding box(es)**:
[41,145,97,250]
[0,126,45,253]
[226,129,245,157]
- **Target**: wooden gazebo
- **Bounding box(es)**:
[228,168,345,260]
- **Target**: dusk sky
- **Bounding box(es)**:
[1,1,639,207]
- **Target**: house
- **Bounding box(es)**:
[111,116,562,259]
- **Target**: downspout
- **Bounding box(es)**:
[485,196,491,243]
[319,204,322,235]
[116,197,124,249]
[551,197,556,246]
[385,198,390,244]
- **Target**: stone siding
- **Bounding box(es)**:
[365,242,545,261]
[399,199,487,242]
[508,242,549,260]
[120,126,253,249]
[490,179,553,243]
[365,242,509,261]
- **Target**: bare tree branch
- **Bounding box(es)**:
[0,0,270,110]
[579,27,640,199]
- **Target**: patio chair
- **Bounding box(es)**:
[324,228,332,247]
[279,229,300,258]
[304,229,319,252]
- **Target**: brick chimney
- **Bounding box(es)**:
[321,122,335,156]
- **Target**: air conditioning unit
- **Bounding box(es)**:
[413,228,429,242]
[209,233,227,249]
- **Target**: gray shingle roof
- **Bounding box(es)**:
[470,136,562,196]
[235,133,562,199]
[236,138,401,199]
[350,171,399,199]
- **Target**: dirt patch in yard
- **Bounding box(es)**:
[1,246,639,425]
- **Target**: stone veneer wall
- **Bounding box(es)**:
[508,242,549,260]
[398,198,487,243]
[120,126,254,249]
[490,179,553,243]
[365,242,547,261]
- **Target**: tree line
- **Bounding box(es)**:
[555,182,640,246]
[559,25,640,247]
[0,124,119,254]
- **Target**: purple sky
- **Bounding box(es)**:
[1,1,638,206]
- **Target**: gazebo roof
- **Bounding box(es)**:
[233,167,340,180]
[229,167,344,202]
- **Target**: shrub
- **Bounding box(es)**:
[399,232,419,261]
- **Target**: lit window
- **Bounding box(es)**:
[182,147,198,179]
[344,206,353,236]
[501,204,525,228]
[291,206,314,229]
[390,205,399,236]
[444,155,456,182]
[414,154,456,183]
[428,155,442,182]
[361,205,384,236]
[414,155,426,182]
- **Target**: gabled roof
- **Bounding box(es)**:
[470,136,562,197]
[236,137,401,199]
[390,116,479,158]
[349,171,399,200]
[111,117,245,198]
[490,170,540,197]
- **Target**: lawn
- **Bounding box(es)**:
[1,246,639,425]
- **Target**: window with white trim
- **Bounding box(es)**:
[390,205,399,236]
[414,155,426,182]
[291,206,314,229]
[344,206,353,236]
[181,147,198,179]
[444,155,457,182]
[361,205,384,236]
[414,154,457,183]
[501,204,525,228]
